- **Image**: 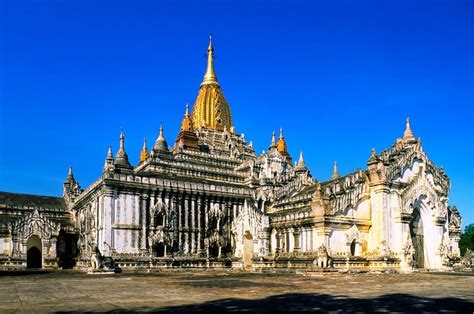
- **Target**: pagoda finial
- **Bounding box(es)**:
[155,123,168,152]
[331,161,340,180]
[120,130,125,149]
[201,34,219,86]
[64,165,75,184]
[140,138,149,162]
[295,151,308,173]
[277,126,288,154]
[403,117,415,141]
[269,130,277,150]
[114,130,132,168]
[104,146,114,172]
[106,146,113,160]
[180,103,193,132]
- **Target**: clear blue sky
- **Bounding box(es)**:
[0,0,473,226]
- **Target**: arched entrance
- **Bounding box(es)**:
[350,239,356,256]
[410,207,424,268]
[409,196,436,269]
[243,231,254,270]
[27,235,42,268]
[154,242,165,257]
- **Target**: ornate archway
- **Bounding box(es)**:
[26,235,42,268]
[409,196,436,269]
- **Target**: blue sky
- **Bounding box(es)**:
[0,0,473,226]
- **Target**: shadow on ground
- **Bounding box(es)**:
[61,293,474,313]
[0,269,54,276]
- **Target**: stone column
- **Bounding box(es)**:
[275,231,282,254]
[102,187,116,255]
[191,195,196,254]
[293,229,301,253]
[204,197,209,257]
[259,230,270,256]
[140,194,148,252]
[197,195,204,255]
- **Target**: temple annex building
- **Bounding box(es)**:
[0,37,463,272]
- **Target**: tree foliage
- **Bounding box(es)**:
[459,224,474,256]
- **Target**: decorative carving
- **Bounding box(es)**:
[9,209,60,240]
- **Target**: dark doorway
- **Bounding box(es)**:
[27,246,42,268]
[209,244,219,258]
[155,242,165,257]
[410,207,424,268]
[350,240,356,256]
[26,235,42,268]
[56,230,79,269]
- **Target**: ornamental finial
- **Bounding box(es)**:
[403,117,415,141]
[331,161,340,180]
[201,34,219,86]
[140,138,149,162]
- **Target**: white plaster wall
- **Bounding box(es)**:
[329,230,347,253]
[354,199,370,220]
[0,237,11,255]
[113,229,139,253]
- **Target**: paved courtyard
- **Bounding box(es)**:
[0,269,473,312]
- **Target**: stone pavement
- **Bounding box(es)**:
[0,270,473,312]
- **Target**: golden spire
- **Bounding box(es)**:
[191,35,233,131]
[331,161,339,180]
[140,138,149,162]
[403,117,415,141]
[277,127,288,154]
[201,34,219,87]
[180,103,193,132]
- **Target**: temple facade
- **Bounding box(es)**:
[0,37,463,271]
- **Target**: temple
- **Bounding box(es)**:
[0,36,463,271]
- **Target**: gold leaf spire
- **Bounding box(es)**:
[277,127,288,154]
[140,138,149,162]
[180,103,193,132]
[331,161,339,180]
[201,34,219,87]
[191,35,233,131]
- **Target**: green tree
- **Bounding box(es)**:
[459,224,474,256]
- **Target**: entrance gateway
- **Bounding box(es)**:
[26,235,42,268]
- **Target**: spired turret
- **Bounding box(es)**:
[103,146,114,172]
[175,103,199,150]
[154,124,169,153]
[139,138,149,165]
[191,35,233,132]
[63,165,81,202]
[114,131,133,171]
[331,161,340,180]
[294,151,309,174]
[403,117,416,143]
[268,130,277,151]
[276,127,292,165]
